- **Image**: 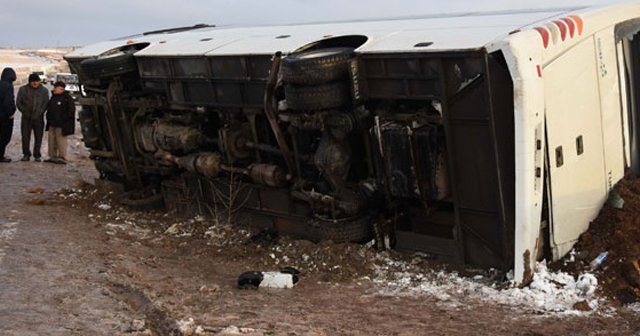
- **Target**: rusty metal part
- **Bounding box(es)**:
[138,123,156,152]
[219,163,290,188]
[105,79,142,187]
[325,112,354,140]
[374,121,448,201]
[289,126,303,176]
[291,189,337,218]
[248,164,291,187]
[291,187,365,219]
[246,112,262,162]
[223,125,252,161]
[314,133,351,192]
[153,122,204,154]
[279,111,328,131]
[521,250,533,287]
[161,152,222,178]
[264,52,297,177]
[131,104,166,169]
[191,153,222,178]
[161,151,288,188]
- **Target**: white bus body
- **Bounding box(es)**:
[65,3,640,285]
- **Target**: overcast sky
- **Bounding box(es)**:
[0,0,628,48]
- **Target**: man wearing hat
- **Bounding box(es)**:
[16,73,49,161]
[45,81,75,164]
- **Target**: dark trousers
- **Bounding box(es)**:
[21,117,45,158]
[0,117,14,158]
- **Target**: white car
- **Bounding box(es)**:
[53,73,80,95]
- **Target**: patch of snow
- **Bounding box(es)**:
[564,249,576,266]
[221,326,242,334]
[126,319,146,332]
[575,273,598,296]
[0,222,18,240]
[372,259,602,315]
[219,326,258,334]
[105,223,127,231]
[627,303,640,314]
[0,221,19,264]
[177,318,198,335]
[96,202,112,210]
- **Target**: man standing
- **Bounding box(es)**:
[16,73,49,161]
[0,68,17,163]
[45,81,75,164]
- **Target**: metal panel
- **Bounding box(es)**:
[363,51,515,269]
[138,55,270,108]
[594,29,625,190]
[545,37,608,252]
[361,55,442,100]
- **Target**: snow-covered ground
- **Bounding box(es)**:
[370,256,604,315]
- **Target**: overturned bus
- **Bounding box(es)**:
[65,3,640,284]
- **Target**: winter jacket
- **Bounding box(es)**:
[46,91,76,136]
[0,68,16,119]
[17,84,49,120]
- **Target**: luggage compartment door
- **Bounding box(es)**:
[544,37,608,256]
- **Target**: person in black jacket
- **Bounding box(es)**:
[16,73,49,161]
[45,81,75,164]
[0,68,17,163]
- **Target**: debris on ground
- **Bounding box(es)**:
[198,284,220,294]
[589,251,609,271]
[176,318,203,336]
[52,178,640,316]
[96,202,112,210]
[124,319,146,333]
[238,267,300,289]
[552,173,640,305]
[28,187,45,194]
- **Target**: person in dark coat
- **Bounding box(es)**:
[16,73,49,161]
[0,68,17,163]
[45,81,75,164]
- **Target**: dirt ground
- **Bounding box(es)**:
[551,174,640,305]
[1,122,640,335]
